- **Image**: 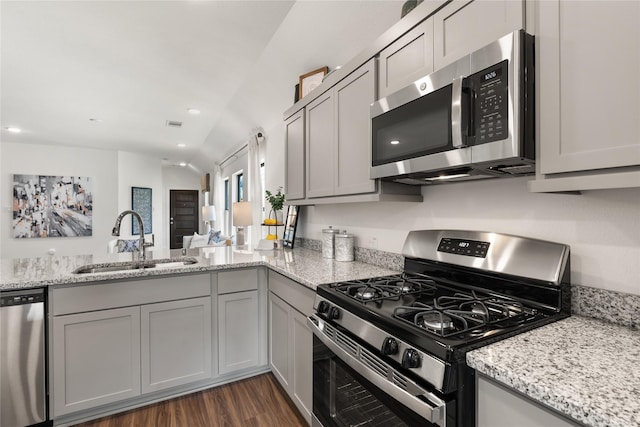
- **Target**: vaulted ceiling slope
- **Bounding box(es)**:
[1,1,400,172]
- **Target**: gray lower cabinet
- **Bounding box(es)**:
[477,375,582,427]
[216,268,267,376]
[141,297,212,393]
[218,290,260,375]
[268,271,315,425]
[52,306,141,416]
[50,274,212,419]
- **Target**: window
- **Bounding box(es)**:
[236,173,244,201]
[224,178,229,210]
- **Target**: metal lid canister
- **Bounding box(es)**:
[335,231,354,262]
[322,226,340,258]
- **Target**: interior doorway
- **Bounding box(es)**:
[169,190,199,249]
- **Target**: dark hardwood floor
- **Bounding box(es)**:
[72,373,308,427]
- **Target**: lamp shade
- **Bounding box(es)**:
[202,205,216,222]
[232,201,253,226]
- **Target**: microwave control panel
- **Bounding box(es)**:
[471,60,509,145]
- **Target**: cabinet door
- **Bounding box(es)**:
[141,297,212,394]
[52,307,141,416]
[285,110,305,201]
[218,290,259,375]
[306,92,335,198]
[268,292,291,390]
[477,375,582,427]
[378,19,434,99]
[433,0,525,69]
[334,59,377,196]
[291,309,313,424]
[537,0,640,175]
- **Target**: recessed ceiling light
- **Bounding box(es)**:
[179,162,187,167]
[187,108,200,115]
[177,143,187,148]
[89,118,102,123]
[390,140,400,145]
[5,127,21,133]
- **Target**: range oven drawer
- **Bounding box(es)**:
[309,314,452,427]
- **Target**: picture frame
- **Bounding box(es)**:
[299,66,328,99]
[282,205,300,249]
[131,186,152,235]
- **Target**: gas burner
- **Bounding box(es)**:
[416,312,455,332]
[355,287,380,301]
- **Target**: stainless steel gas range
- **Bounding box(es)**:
[308,230,571,427]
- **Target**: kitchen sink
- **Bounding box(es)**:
[73,257,198,274]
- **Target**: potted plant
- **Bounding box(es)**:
[264,188,285,240]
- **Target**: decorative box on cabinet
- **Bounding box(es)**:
[268,271,315,425]
[529,0,640,192]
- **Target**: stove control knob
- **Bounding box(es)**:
[402,348,421,369]
[317,300,330,314]
[327,306,340,320]
[380,337,399,356]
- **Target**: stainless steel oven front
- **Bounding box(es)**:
[308,315,453,427]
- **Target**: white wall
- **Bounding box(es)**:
[1,142,119,257]
[116,151,164,247]
[299,177,640,296]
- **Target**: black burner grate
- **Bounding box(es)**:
[333,273,437,304]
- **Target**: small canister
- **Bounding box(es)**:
[322,226,340,258]
[335,230,354,262]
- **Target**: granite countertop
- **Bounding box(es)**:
[0,246,400,290]
[467,316,640,427]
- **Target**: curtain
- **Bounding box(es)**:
[213,164,226,236]
[248,135,263,245]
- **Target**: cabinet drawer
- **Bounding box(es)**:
[52,274,211,316]
[218,268,259,294]
[268,271,315,316]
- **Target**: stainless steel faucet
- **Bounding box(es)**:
[112,210,154,260]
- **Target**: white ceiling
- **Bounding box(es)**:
[1,0,401,171]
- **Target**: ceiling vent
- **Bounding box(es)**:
[165,120,183,128]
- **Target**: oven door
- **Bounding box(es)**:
[308,314,452,427]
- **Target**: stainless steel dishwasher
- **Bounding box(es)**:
[1,288,50,427]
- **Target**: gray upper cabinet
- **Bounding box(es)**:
[306,91,335,198]
[433,0,525,70]
[334,59,377,196]
[306,60,378,198]
[378,19,434,99]
[284,110,305,201]
[529,0,640,192]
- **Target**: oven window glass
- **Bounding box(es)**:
[372,85,452,166]
[313,336,440,427]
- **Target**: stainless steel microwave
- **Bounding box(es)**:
[370,30,535,184]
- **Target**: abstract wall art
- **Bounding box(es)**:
[12,174,93,238]
[131,186,152,235]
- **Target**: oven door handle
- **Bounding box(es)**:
[308,314,446,427]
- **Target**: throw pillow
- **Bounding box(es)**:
[117,239,140,253]
[190,232,209,248]
[208,229,222,245]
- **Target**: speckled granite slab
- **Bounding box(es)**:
[572,284,640,330]
[0,246,399,291]
[467,316,640,427]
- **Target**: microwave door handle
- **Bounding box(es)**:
[451,76,464,148]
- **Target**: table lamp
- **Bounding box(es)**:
[202,205,216,233]
[232,201,253,246]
